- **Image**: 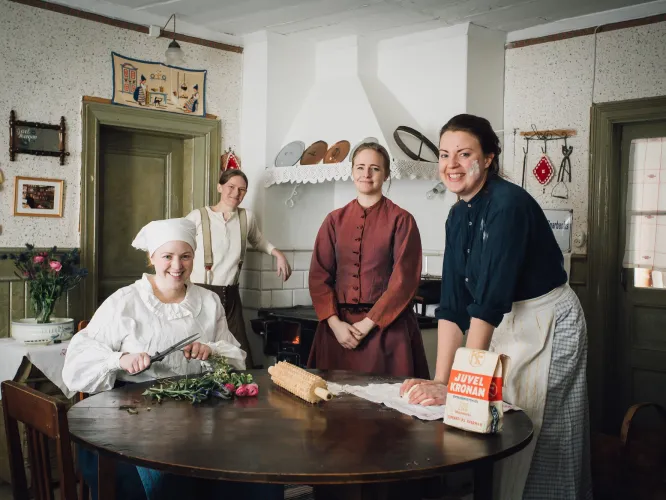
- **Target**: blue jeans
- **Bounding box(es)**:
[78,447,284,500]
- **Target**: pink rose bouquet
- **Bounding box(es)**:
[1,245,87,324]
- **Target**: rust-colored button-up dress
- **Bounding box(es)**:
[307,197,429,378]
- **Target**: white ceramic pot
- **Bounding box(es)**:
[11,318,75,345]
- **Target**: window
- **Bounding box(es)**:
[622,137,666,287]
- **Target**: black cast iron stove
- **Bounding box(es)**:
[250,307,319,368]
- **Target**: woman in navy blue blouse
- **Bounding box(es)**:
[401,115,592,500]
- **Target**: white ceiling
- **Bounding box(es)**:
[46,0,662,46]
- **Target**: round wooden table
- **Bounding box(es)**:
[68,370,533,500]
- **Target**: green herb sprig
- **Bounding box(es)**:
[142,357,254,404]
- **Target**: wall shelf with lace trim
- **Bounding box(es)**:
[263,159,439,188]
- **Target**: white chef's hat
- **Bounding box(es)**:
[131,218,197,257]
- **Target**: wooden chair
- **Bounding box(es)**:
[1,380,83,500]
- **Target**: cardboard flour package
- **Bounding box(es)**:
[444,348,509,434]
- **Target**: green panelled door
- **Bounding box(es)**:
[616,120,666,421]
[97,126,185,304]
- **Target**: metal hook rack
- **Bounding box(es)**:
[519,125,576,189]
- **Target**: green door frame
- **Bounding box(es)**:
[588,95,666,431]
[80,100,221,320]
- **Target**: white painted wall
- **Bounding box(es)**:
[0,0,242,248]
[503,20,666,254]
[240,31,326,251]
[466,24,506,131]
[266,33,316,167]
[239,32,269,217]
[374,25,470,149]
[263,182,335,249]
[284,36,389,157]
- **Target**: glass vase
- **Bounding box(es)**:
[36,297,57,324]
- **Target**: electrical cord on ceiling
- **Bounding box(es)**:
[591,25,602,104]
[512,128,518,179]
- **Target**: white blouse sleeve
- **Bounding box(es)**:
[201,293,248,370]
[62,295,134,394]
[246,210,276,256]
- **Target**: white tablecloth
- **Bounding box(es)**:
[0,338,74,400]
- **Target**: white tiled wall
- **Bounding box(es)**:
[244,252,263,272]
[240,249,444,310]
[283,271,306,289]
[293,289,313,306]
[293,251,313,271]
[271,290,294,308]
[238,270,261,290]
[261,271,284,290]
[261,290,272,308]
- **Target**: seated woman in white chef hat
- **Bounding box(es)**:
[63,217,246,392]
[63,218,283,500]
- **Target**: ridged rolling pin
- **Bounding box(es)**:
[268,361,333,403]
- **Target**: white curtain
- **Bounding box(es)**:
[622,137,666,272]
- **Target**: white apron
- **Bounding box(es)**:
[489,284,567,500]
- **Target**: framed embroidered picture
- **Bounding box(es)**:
[14,176,64,218]
[111,52,207,117]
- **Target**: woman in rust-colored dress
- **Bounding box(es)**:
[307,142,429,378]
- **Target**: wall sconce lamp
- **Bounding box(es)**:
[163,14,185,66]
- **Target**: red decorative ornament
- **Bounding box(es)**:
[533,155,554,185]
[221,149,241,171]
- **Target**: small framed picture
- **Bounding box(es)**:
[14,176,64,218]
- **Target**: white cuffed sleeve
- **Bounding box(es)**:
[62,296,135,394]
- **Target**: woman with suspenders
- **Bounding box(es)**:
[186,170,292,368]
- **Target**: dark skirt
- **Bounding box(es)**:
[198,283,255,369]
[307,306,429,379]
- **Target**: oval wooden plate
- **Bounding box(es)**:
[323,140,351,164]
[300,140,328,165]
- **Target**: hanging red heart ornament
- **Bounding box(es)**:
[533,154,554,185]
[226,152,240,170]
[221,150,241,171]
